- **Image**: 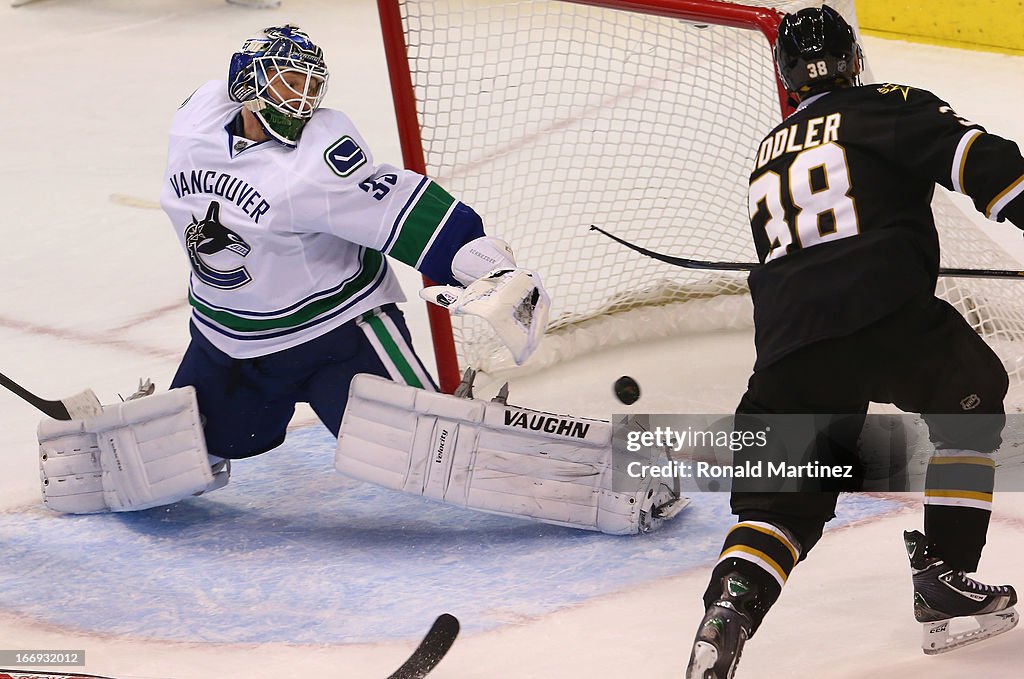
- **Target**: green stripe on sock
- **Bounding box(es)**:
[365,313,424,388]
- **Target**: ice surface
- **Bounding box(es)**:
[1,1,1022,677]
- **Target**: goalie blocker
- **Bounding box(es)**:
[336,373,687,534]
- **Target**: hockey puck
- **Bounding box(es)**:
[613,376,641,405]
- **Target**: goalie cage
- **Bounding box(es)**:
[378,0,1024,403]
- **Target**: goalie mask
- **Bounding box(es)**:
[774,5,863,100]
[228,25,329,146]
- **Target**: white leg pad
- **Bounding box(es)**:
[336,374,685,534]
[38,387,224,513]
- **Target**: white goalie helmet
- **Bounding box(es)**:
[227,24,329,146]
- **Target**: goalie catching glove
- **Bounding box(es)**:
[420,236,550,365]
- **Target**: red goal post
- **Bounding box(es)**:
[377,0,800,392]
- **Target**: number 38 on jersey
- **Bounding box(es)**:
[749,127,860,263]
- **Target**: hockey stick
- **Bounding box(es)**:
[0,371,72,420]
[0,371,102,420]
[387,613,460,679]
[590,225,1024,279]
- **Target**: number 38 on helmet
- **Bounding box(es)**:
[774,4,864,101]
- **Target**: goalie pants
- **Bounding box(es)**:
[706,295,1008,630]
[171,304,436,459]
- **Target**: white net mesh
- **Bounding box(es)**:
[388,0,1024,395]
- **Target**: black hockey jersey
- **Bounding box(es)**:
[747,83,1024,369]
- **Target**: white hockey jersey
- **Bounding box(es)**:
[160,81,472,358]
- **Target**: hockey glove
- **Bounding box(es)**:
[421,267,550,365]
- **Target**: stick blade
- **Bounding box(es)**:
[0,370,73,420]
[386,613,460,679]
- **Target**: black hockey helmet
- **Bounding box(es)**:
[774,4,863,98]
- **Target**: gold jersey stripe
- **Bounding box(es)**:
[955,128,983,194]
[987,172,1024,219]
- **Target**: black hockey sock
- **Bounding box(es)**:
[923,450,994,572]
[702,521,800,636]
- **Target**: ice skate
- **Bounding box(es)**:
[905,530,1018,654]
[686,573,756,679]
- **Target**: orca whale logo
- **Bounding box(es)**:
[184,201,253,289]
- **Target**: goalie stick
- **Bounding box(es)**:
[591,225,1024,279]
[0,370,76,420]
[0,614,459,679]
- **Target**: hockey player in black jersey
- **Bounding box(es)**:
[685,6,1022,678]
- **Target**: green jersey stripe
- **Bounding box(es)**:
[362,312,425,388]
[387,181,456,267]
[190,249,384,333]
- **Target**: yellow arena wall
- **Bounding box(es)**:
[856,0,1024,54]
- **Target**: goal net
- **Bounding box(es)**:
[378,0,1024,398]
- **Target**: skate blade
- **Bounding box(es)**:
[922,607,1019,654]
[653,495,690,520]
[686,640,719,679]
